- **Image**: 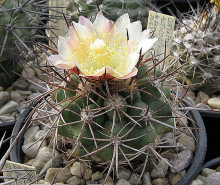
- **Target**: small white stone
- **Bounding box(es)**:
[36,146,59,163]
[202,168,216,177]
[0,91,9,107]
[45,168,72,183]
[0,101,18,115]
[91,171,103,181]
[22,140,47,158]
[117,168,131,180]
[178,133,196,152]
[116,179,131,185]
[10,91,22,103]
[23,125,40,144]
[70,162,87,178]
[83,168,92,180]
[197,91,209,104]
[190,179,204,185]
[35,130,47,140]
[207,97,220,109]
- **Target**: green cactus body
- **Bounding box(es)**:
[172,5,220,95]
[0,0,52,88]
[55,65,175,164]
[0,0,39,61]
[67,0,155,28]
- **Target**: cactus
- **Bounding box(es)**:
[15,11,192,181]
[172,2,220,95]
[0,0,63,88]
[67,0,161,28]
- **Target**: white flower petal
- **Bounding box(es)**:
[93,12,114,38]
[58,36,73,60]
[124,53,140,74]
[126,21,142,41]
[138,38,158,54]
[111,13,130,37]
[72,21,92,40]
[139,29,151,41]
[66,26,79,42]
[79,16,93,31]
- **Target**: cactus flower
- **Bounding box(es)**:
[48,12,157,79]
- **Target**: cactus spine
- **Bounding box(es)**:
[172,2,220,95]
[67,0,160,28]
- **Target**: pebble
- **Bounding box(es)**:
[70,162,87,178]
[197,91,209,104]
[117,168,131,180]
[23,125,40,144]
[175,110,188,126]
[116,179,131,185]
[91,171,103,181]
[178,133,196,152]
[12,79,29,90]
[195,103,212,110]
[169,150,193,173]
[201,168,216,177]
[67,176,85,185]
[152,178,168,185]
[197,175,207,183]
[28,92,41,100]
[191,179,204,185]
[143,172,152,185]
[10,91,22,102]
[16,90,32,95]
[207,97,220,109]
[0,91,9,107]
[22,66,35,79]
[39,155,62,176]
[0,115,15,122]
[216,165,220,172]
[32,159,45,174]
[0,101,18,115]
[28,83,46,93]
[83,168,93,180]
[205,172,220,185]
[35,130,47,140]
[22,140,47,158]
[45,168,72,183]
[99,176,113,184]
[195,96,201,105]
[151,159,169,178]
[168,170,186,185]
[129,173,142,185]
[36,146,59,163]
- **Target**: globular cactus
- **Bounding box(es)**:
[54,67,175,162]
[67,0,161,28]
[172,2,220,95]
[32,11,190,180]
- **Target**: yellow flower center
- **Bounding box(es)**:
[90,39,106,51]
[73,33,129,76]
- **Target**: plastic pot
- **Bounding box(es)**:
[10,103,207,184]
[202,157,220,169]
[199,110,220,118]
[198,110,220,162]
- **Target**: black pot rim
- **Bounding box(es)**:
[10,103,207,184]
[0,121,16,130]
[199,110,220,118]
[176,109,207,185]
[202,157,220,169]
